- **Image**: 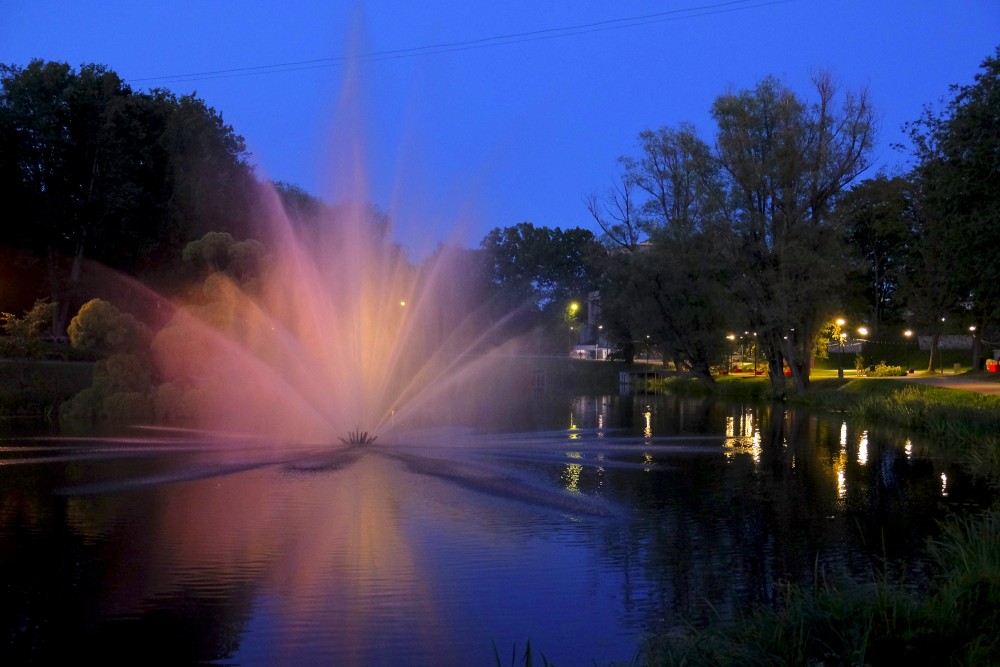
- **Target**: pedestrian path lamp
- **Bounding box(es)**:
[904,330,913,372]
[836,318,846,379]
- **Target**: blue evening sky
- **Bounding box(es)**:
[3,1,998,256]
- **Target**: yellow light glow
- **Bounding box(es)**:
[857,431,869,466]
[562,462,583,492]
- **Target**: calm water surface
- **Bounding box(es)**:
[1,392,994,665]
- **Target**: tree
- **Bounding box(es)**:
[585,161,645,250]
[0,60,258,331]
[592,124,734,385]
[628,123,728,240]
[905,47,1000,369]
[712,74,876,393]
[480,223,604,351]
[481,222,602,310]
[835,174,916,329]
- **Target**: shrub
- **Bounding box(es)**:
[67,299,150,355]
[870,363,906,377]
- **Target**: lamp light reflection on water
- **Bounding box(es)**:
[941,472,949,497]
[858,431,869,466]
[836,424,849,502]
[568,412,580,439]
[723,410,760,463]
[905,439,913,459]
[562,452,584,492]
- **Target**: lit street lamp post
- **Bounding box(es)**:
[904,330,913,373]
[836,318,846,379]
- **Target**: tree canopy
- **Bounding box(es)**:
[0,59,259,330]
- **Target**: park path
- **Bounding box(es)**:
[895,373,1000,394]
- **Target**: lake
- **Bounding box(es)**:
[1,391,994,665]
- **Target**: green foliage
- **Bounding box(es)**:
[58,386,103,423]
[0,299,56,358]
[67,298,150,355]
[712,74,875,393]
[59,353,156,424]
[481,222,603,312]
[0,60,258,327]
[100,391,154,422]
[869,363,906,377]
[1,299,55,340]
[907,47,1000,332]
[0,359,92,417]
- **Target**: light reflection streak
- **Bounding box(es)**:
[568,411,580,440]
[723,409,759,463]
[941,472,949,497]
[857,430,869,466]
[905,439,913,459]
[835,433,848,502]
[643,407,652,439]
[563,452,584,492]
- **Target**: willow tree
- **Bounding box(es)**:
[712,74,876,394]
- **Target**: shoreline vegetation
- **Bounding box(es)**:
[631,370,1000,667]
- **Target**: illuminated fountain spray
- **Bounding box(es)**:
[148,189,513,446]
[143,50,524,446]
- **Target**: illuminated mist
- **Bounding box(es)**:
[148,191,516,444]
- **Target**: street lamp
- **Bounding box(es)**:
[970,325,978,372]
[904,330,913,373]
[566,302,580,352]
[836,318,846,379]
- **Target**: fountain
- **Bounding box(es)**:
[143,186,520,447]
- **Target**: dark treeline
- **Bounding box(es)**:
[3,50,999,397]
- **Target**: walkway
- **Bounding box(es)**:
[896,373,1000,394]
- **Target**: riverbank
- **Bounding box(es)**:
[634,371,1000,666]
